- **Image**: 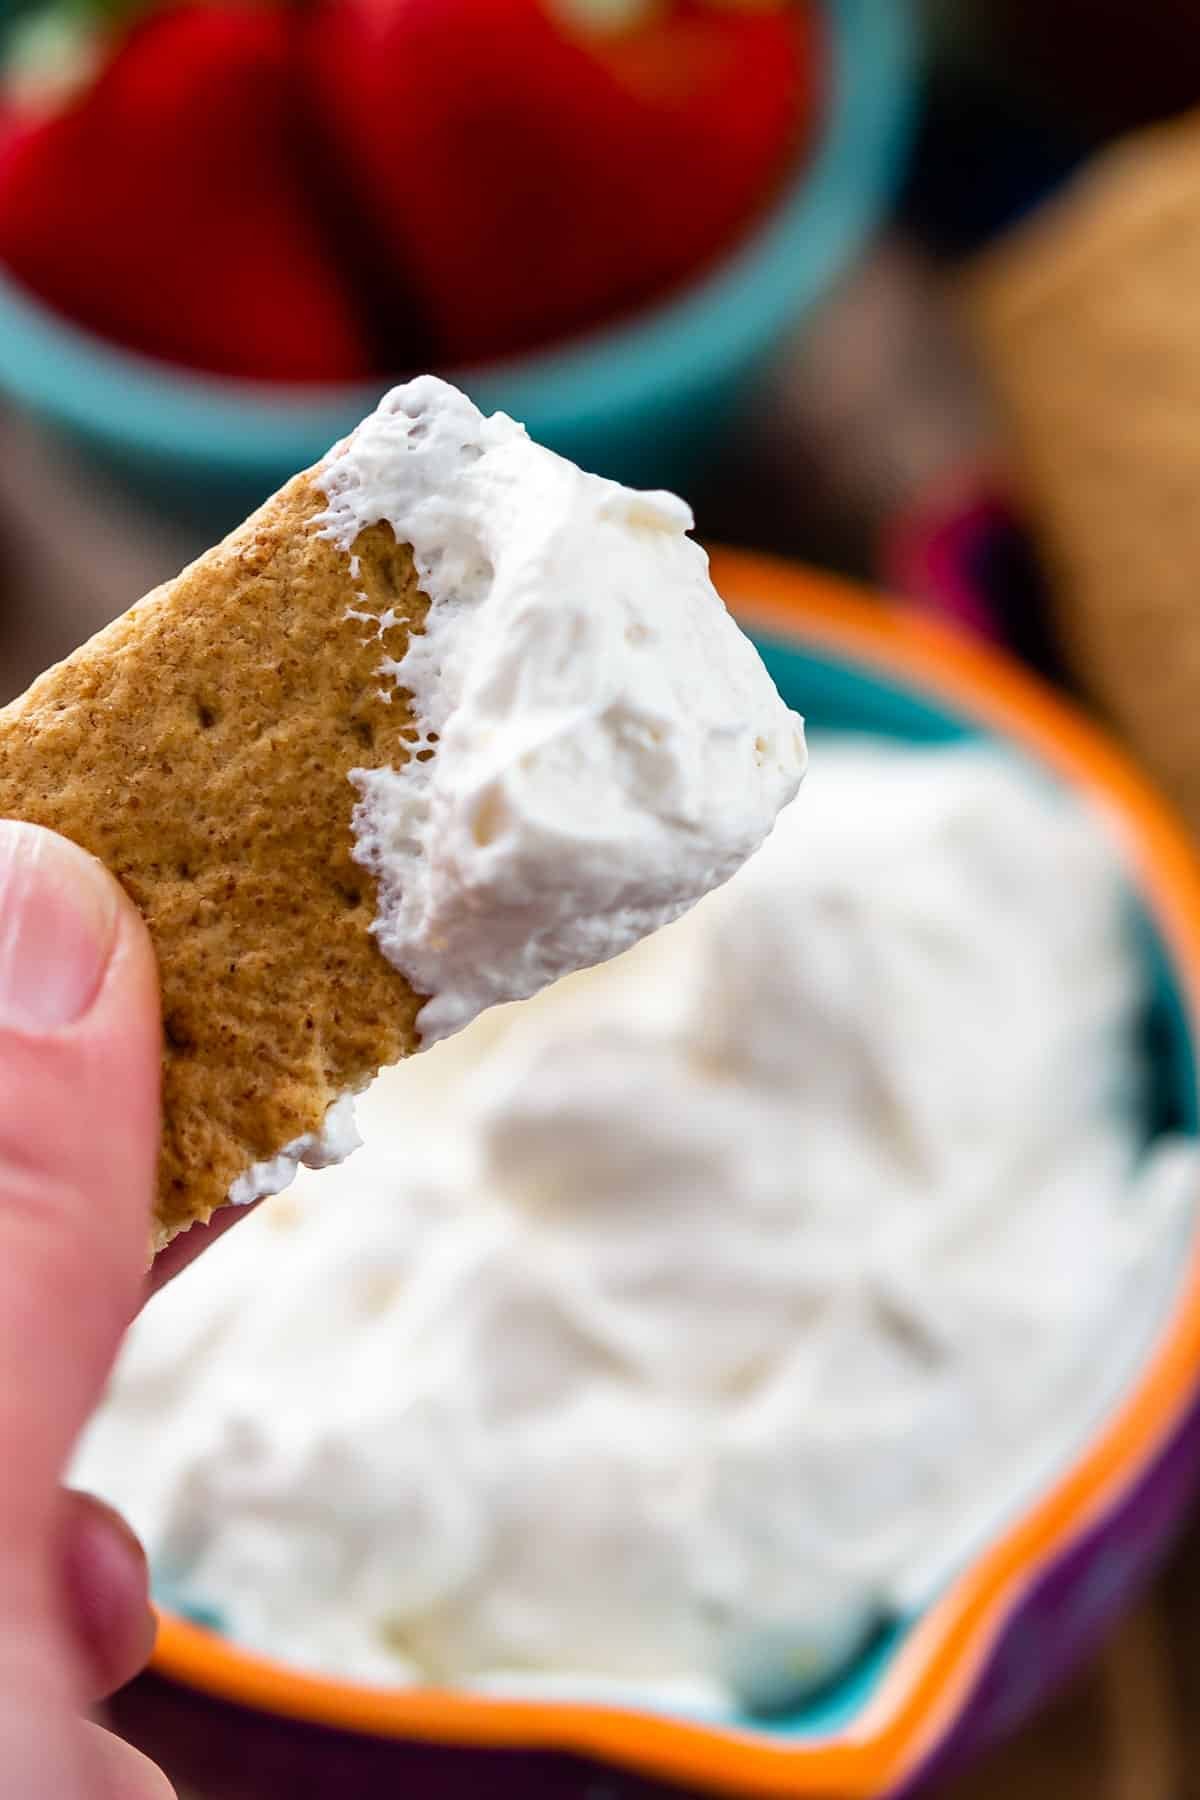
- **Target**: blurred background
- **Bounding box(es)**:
[8,0,1200,1795]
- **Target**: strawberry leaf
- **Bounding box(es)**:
[2,4,103,111]
[546,0,663,38]
[60,0,149,25]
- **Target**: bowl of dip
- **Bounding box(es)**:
[89,551,1200,1799]
[0,0,915,520]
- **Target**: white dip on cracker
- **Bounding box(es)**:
[317,375,806,1045]
[226,379,803,1210]
[226,383,805,1209]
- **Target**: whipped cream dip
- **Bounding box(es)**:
[224,379,804,1210]
[89,742,1196,1715]
[318,375,806,1046]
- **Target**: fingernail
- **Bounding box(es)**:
[62,1493,157,1685]
[0,823,118,1032]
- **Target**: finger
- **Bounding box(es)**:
[0,822,162,1796]
[147,1196,262,1300]
[83,1720,177,1800]
[60,1491,156,1701]
[0,822,161,1535]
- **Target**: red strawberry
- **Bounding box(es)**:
[0,3,375,381]
[304,0,823,365]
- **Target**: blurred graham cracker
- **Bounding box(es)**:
[964,111,1200,835]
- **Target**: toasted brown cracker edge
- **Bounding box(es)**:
[0,470,430,1251]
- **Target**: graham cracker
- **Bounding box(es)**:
[0,470,429,1249]
[964,111,1200,837]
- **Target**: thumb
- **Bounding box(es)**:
[0,822,161,1514]
[0,821,161,1794]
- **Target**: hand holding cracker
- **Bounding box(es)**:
[0,377,805,1249]
[0,821,166,1796]
[0,380,805,1793]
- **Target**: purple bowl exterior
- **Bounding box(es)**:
[897,1393,1200,1797]
[110,1678,724,1799]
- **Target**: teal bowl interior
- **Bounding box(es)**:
[0,0,916,515]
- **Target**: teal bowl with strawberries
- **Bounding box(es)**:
[0,0,915,519]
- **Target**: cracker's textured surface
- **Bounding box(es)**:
[965,113,1200,837]
[0,471,429,1248]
